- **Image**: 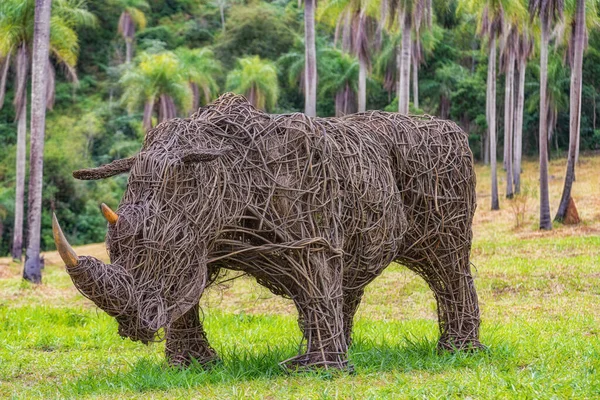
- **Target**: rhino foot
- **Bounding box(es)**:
[166,340,220,368]
[280,352,353,373]
[437,337,486,353]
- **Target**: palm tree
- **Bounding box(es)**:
[499,2,527,194]
[0,0,95,262]
[529,0,564,230]
[410,24,440,110]
[500,24,518,199]
[304,0,318,116]
[226,56,279,111]
[22,0,52,284]
[121,51,191,130]
[319,0,380,112]
[463,0,507,210]
[320,48,360,116]
[394,0,432,114]
[513,24,534,194]
[411,38,422,109]
[115,0,149,64]
[175,47,221,112]
[555,0,586,222]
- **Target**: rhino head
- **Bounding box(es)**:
[53,119,232,343]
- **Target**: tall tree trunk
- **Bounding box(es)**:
[398,12,411,114]
[247,86,257,109]
[23,0,52,283]
[504,51,515,199]
[412,53,419,110]
[304,0,317,117]
[514,58,526,194]
[220,2,226,32]
[190,82,199,112]
[125,38,133,64]
[143,99,154,130]
[538,23,552,230]
[0,52,10,106]
[158,94,176,123]
[593,90,596,131]
[12,44,29,261]
[484,46,490,167]
[358,55,367,112]
[488,36,499,210]
[12,92,27,262]
[555,0,585,222]
[483,129,490,165]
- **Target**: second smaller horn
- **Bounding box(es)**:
[101,203,119,224]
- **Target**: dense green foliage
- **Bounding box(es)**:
[0,0,599,254]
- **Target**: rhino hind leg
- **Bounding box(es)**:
[341,288,365,347]
[165,303,219,367]
[408,248,483,351]
[433,270,483,352]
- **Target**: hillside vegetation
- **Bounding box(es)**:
[1,0,600,255]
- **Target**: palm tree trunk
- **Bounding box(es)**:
[398,11,411,114]
[125,38,133,64]
[514,58,526,194]
[247,86,257,109]
[190,82,199,112]
[12,44,29,261]
[23,0,52,283]
[12,92,27,262]
[555,0,585,222]
[538,22,552,230]
[483,130,490,165]
[143,99,154,130]
[488,36,499,210]
[412,53,419,110]
[158,94,177,123]
[504,51,515,199]
[484,47,490,166]
[358,54,367,112]
[0,52,10,106]
[304,0,317,117]
[220,2,226,32]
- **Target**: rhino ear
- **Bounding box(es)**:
[179,146,232,164]
[73,157,136,180]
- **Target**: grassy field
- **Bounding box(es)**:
[1,156,599,399]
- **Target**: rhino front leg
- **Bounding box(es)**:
[165,303,219,367]
[283,254,349,371]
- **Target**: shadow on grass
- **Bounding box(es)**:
[62,335,512,397]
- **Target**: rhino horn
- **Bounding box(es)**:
[100,203,119,224]
[52,213,78,268]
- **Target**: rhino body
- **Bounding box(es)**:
[55,94,481,370]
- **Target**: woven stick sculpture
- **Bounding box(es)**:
[53,93,482,370]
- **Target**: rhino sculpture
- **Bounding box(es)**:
[53,93,482,370]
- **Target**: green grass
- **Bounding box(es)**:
[1,157,600,399]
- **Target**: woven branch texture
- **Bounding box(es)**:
[72,93,481,369]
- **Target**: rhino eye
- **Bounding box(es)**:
[111,202,146,237]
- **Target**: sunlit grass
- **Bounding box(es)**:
[1,155,599,398]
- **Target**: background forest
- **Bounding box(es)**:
[0,0,599,257]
